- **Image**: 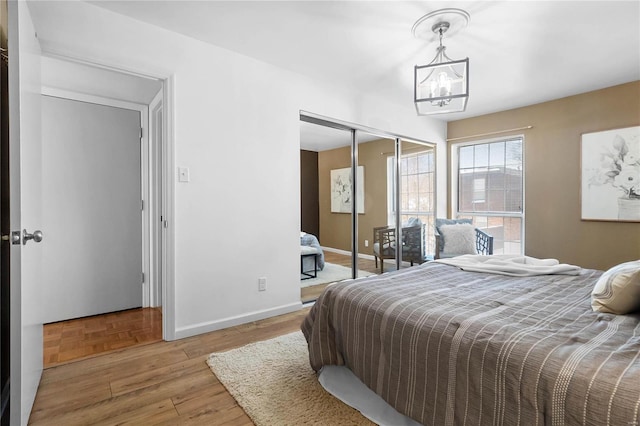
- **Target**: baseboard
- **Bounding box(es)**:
[174,301,303,340]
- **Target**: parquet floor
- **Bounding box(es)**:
[43,308,163,367]
[31,308,310,425]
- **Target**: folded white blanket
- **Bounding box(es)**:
[434,254,581,277]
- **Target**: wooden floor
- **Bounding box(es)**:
[43,308,163,368]
[42,253,372,366]
[31,251,405,424]
[43,253,378,368]
[322,251,381,274]
[30,308,310,425]
[322,250,413,275]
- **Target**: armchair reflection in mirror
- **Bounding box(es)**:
[434,218,493,260]
[373,217,426,273]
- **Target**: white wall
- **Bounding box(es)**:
[28,0,447,338]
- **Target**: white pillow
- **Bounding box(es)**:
[591,260,640,314]
[440,223,477,256]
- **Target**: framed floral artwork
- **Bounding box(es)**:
[581,126,640,222]
[330,166,365,213]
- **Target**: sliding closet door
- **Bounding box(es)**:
[300,112,436,284]
[300,121,353,303]
[317,126,353,282]
[356,133,397,273]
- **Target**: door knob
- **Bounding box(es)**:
[23,229,43,245]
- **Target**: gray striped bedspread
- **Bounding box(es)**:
[301,262,640,426]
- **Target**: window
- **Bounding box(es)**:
[472,178,485,204]
[387,146,436,257]
[455,137,524,254]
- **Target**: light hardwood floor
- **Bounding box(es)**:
[33,251,408,423]
[31,308,310,425]
[44,254,371,368]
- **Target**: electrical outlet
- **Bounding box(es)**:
[364,239,369,247]
[258,277,267,291]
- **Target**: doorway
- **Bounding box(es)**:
[41,96,144,322]
[38,57,167,361]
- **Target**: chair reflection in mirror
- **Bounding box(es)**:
[373,217,426,273]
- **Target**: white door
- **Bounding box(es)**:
[8,1,43,424]
[41,96,143,323]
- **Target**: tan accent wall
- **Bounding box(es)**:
[447,81,640,270]
[1,0,6,47]
[318,138,395,255]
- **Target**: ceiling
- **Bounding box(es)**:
[88,0,640,124]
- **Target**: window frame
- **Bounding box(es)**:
[450,135,525,255]
[387,147,437,257]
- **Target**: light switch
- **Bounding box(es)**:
[178,167,190,182]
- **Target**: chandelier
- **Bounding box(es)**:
[413,9,470,115]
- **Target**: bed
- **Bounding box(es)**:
[301,260,640,426]
[301,232,325,272]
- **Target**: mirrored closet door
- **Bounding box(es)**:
[356,133,396,274]
[397,140,436,268]
[300,121,353,303]
[299,114,436,302]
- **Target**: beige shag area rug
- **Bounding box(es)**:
[206,331,374,426]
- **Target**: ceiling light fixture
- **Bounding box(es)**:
[412,9,470,115]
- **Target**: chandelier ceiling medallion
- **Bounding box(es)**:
[412,8,470,115]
